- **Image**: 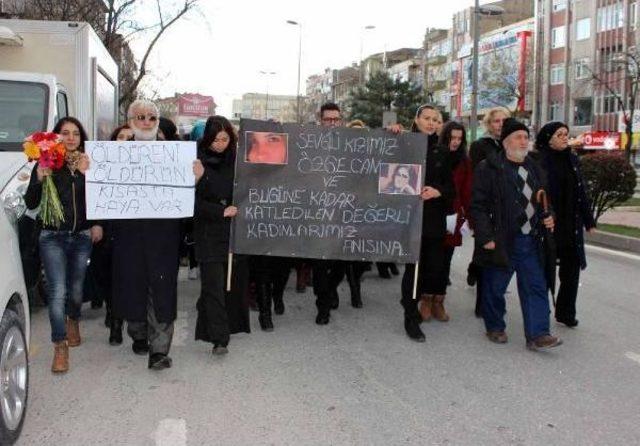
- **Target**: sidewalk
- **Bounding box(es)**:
[598,207,640,228]
[587,207,640,254]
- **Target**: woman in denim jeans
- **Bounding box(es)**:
[25,117,103,374]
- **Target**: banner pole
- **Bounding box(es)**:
[412,261,420,300]
[226,252,233,292]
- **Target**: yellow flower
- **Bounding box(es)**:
[23,141,41,160]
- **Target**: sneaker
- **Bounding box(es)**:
[148,353,172,370]
[212,345,229,355]
[527,335,563,351]
[486,331,508,344]
[188,267,199,280]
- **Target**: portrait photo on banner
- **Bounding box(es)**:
[244,131,289,165]
[378,163,422,196]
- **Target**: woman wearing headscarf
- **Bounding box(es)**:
[535,121,596,327]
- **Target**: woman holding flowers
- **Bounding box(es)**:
[24,117,103,374]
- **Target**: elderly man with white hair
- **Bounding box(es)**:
[109,99,181,370]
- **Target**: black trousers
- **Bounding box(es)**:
[196,261,229,347]
[312,260,345,313]
[401,237,447,316]
[555,248,581,322]
[443,246,455,286]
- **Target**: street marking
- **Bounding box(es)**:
[172,310,190,347]
[585,244,640,262]
[625,352,640,365]
[154,418,187,446]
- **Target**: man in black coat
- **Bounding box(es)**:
[470,118,562,351]
[110,100,181,370]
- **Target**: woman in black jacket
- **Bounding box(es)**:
[24,117,103,373]
[399,105,454,342]
[193,116,249,355]
[535,122,596,327]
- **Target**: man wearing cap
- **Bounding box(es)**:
[469,118,562,351]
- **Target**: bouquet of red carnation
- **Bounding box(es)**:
[23,132,67,228]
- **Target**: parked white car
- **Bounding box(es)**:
[0,152,31,444]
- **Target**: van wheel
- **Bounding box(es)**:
[0,310,28,445]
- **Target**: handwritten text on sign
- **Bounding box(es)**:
[232,120,427,263]
[84,141,196,219]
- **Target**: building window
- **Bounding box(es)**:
[602,94,619,114]
[575,58,590,79]
[574,98,593,126]
[550,64,565,85]
[576,18,591,40]
[550,102,564,121]
[597,3,624,32]
[551,26,566,49]
[552,0,567,12]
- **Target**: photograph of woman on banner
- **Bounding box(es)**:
[379,163,421,195]
[245,131,288,164]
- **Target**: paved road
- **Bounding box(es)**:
[17,242,640,445]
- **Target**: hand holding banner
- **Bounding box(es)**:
[84,140,196,219]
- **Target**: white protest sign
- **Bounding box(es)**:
[85,140,196,219]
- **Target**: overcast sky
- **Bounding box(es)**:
[132,0,483,115]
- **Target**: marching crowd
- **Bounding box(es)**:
[24,98,595,374]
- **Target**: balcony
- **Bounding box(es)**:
[428,80,448,91]
[425,29,448,43]
[426,55,448,66]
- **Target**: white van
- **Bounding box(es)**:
[0,152,31,444]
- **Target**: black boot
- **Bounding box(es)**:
[347,265,362,309]
[272,275,287,315]
[104,307,112,328]
[109,318,123,345]
[404,315,425,342]
[329,289,339,310]
[257,283,274,332]
[389,263,400,276]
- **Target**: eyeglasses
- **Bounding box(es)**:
[321,117,342,124]
[135,114,158,122]
[396,172,409,179]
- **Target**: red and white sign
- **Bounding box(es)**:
[178,94,215,117]
[582,131,621,150]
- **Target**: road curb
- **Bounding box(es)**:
[586,230,640,254]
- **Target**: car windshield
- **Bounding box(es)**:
[0,80,48,151]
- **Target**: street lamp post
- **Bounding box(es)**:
[359,25,376,84]
[287,20,302,123]
[469,1,504,142]
[259,70,276,119]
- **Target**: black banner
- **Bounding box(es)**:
[231,119,427,263]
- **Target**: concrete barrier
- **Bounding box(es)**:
[586,230,640,254]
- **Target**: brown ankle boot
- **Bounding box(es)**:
[52,341,69,373]
[432,294,450,322]
[418,294,433,321]
[66,318,81,347]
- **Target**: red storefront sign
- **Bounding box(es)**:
[178,94,215,117]
[582,131,621,150]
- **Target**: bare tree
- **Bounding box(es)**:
[102,0,200,110]
[586,49,640,163]
[11,0,200,114]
